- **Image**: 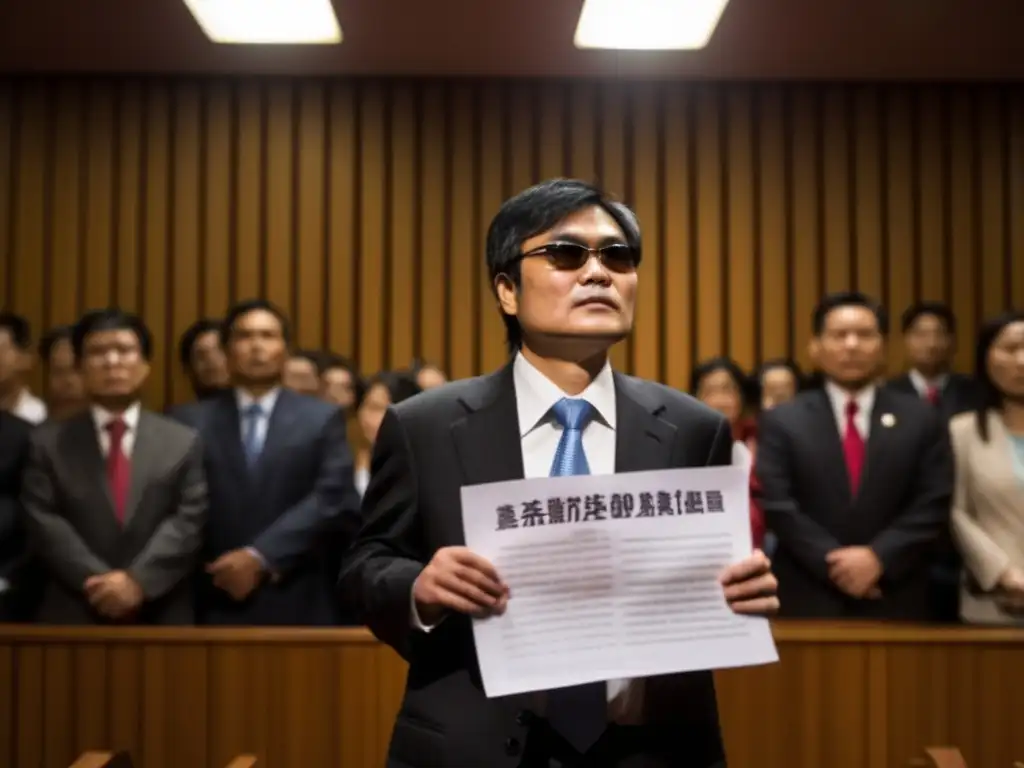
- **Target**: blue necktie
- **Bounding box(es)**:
[545,397,607,754]
[242,403,264,466]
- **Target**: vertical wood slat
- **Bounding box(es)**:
[2,630,1024,768]
[0,80,1020,405]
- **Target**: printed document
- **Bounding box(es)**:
[460,464,778,698]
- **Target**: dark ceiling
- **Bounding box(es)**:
[0,0,1022,79]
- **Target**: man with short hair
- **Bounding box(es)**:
[757,292,953,620]
[23,309,207,624]
[340,179,777,768]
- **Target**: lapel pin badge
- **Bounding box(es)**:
[881,413,896,428]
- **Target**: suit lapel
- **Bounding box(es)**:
[807,389,854,500]
[861,388,901,493]
[256,389,300,472]
[612,372,677,473]
[65,414,122,538]
[123,411,159,527]
[211,393,250,483]
[451,363,525,486]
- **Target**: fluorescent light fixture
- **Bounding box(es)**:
[183,0,343,44]
[574,0,729,50]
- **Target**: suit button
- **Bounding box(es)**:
[504,737,521,756]
[516,710,534,726]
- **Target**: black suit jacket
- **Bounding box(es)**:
[171,389,358,625]
[339,363,734,768]
[755,387,953,620]
[21,410,206,625]
[0,412,33,620]
[886,372,981,423]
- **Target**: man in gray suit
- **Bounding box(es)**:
[22,309,206,624]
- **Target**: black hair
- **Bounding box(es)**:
[39,325,74,364]
[811,291,889,336]
[288,348,323,369]
[221,299,290,347]
[178,318,223,368]
[690,356,753,408]
[320,352,358,377]
[71,308,153,362]
[973,310,1024,442]
[356,370,421,410]
[485,178,642,353]
[901,301,957,335]
[0,311,31,349]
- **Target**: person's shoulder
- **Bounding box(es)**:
[614,373,725,428]
[0,410,35,440]
[286,390,339,422]
[141,409,202,447]
[392,374,489,424]
[165,398,211,425]
[879,385,935,419]
[949,409,981,440]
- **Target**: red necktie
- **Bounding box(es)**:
[925,385,941,407]
[106,418,131,523]
[843,400,865,494]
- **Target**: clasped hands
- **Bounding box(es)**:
[826,546,883,599]
[84,571,143,621]
[206,548,266,601]
[413,546,779,624]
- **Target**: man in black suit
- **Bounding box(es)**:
[0,411,33,621]
[171,299,358,625]
[340,180,778,768]
[886,301,979,621]
[887,301,980,421]
[22,310,207,624]
[756,292,953,620]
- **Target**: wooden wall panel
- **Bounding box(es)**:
[0,80,1022,408]
[2,623,1024,768]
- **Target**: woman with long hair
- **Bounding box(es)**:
[691,357,763,549]
[949,311,1024,624]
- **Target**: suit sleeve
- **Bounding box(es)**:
[251,409,356,573]
[756,409,843,583]
[21,435,111,591]
[337,407,425,659]
[948,420,1009,590]
[869,408,953,583]
[127,435,207,600]
[0,425,30,571]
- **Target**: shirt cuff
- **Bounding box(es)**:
[410,583,445,632]
[245,547,272,573]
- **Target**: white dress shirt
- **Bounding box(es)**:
[824,381,875,439]
[908,369,948,399]
[91,401,142,458]
[236,387,281,446]
[12,389,46,425]
[412,353,642,716]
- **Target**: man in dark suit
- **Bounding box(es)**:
[340,180,778,768]
[756,292,953,620]
[887,301,980,421]
[171,299,357,625]
[22,309,206,624]
[0,411,33,621]
[886,301,979,622]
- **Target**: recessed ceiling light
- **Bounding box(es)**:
[183,0,343,44]
[574,0,730,50]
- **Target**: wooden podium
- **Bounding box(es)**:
[0,622,1019,768]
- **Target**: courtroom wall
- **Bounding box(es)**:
[0,79,1022,407]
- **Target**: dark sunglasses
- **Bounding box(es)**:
[520,242,638,272]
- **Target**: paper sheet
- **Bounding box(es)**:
[460,464,778,698]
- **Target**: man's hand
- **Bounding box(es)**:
[84,571,144,620]
[413,546,508,625]
[207,549,265,601]
[995,567,1024,614]
[826,547,883,599]
[719,549,779,616]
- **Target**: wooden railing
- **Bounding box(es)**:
[1,621,1022,768]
